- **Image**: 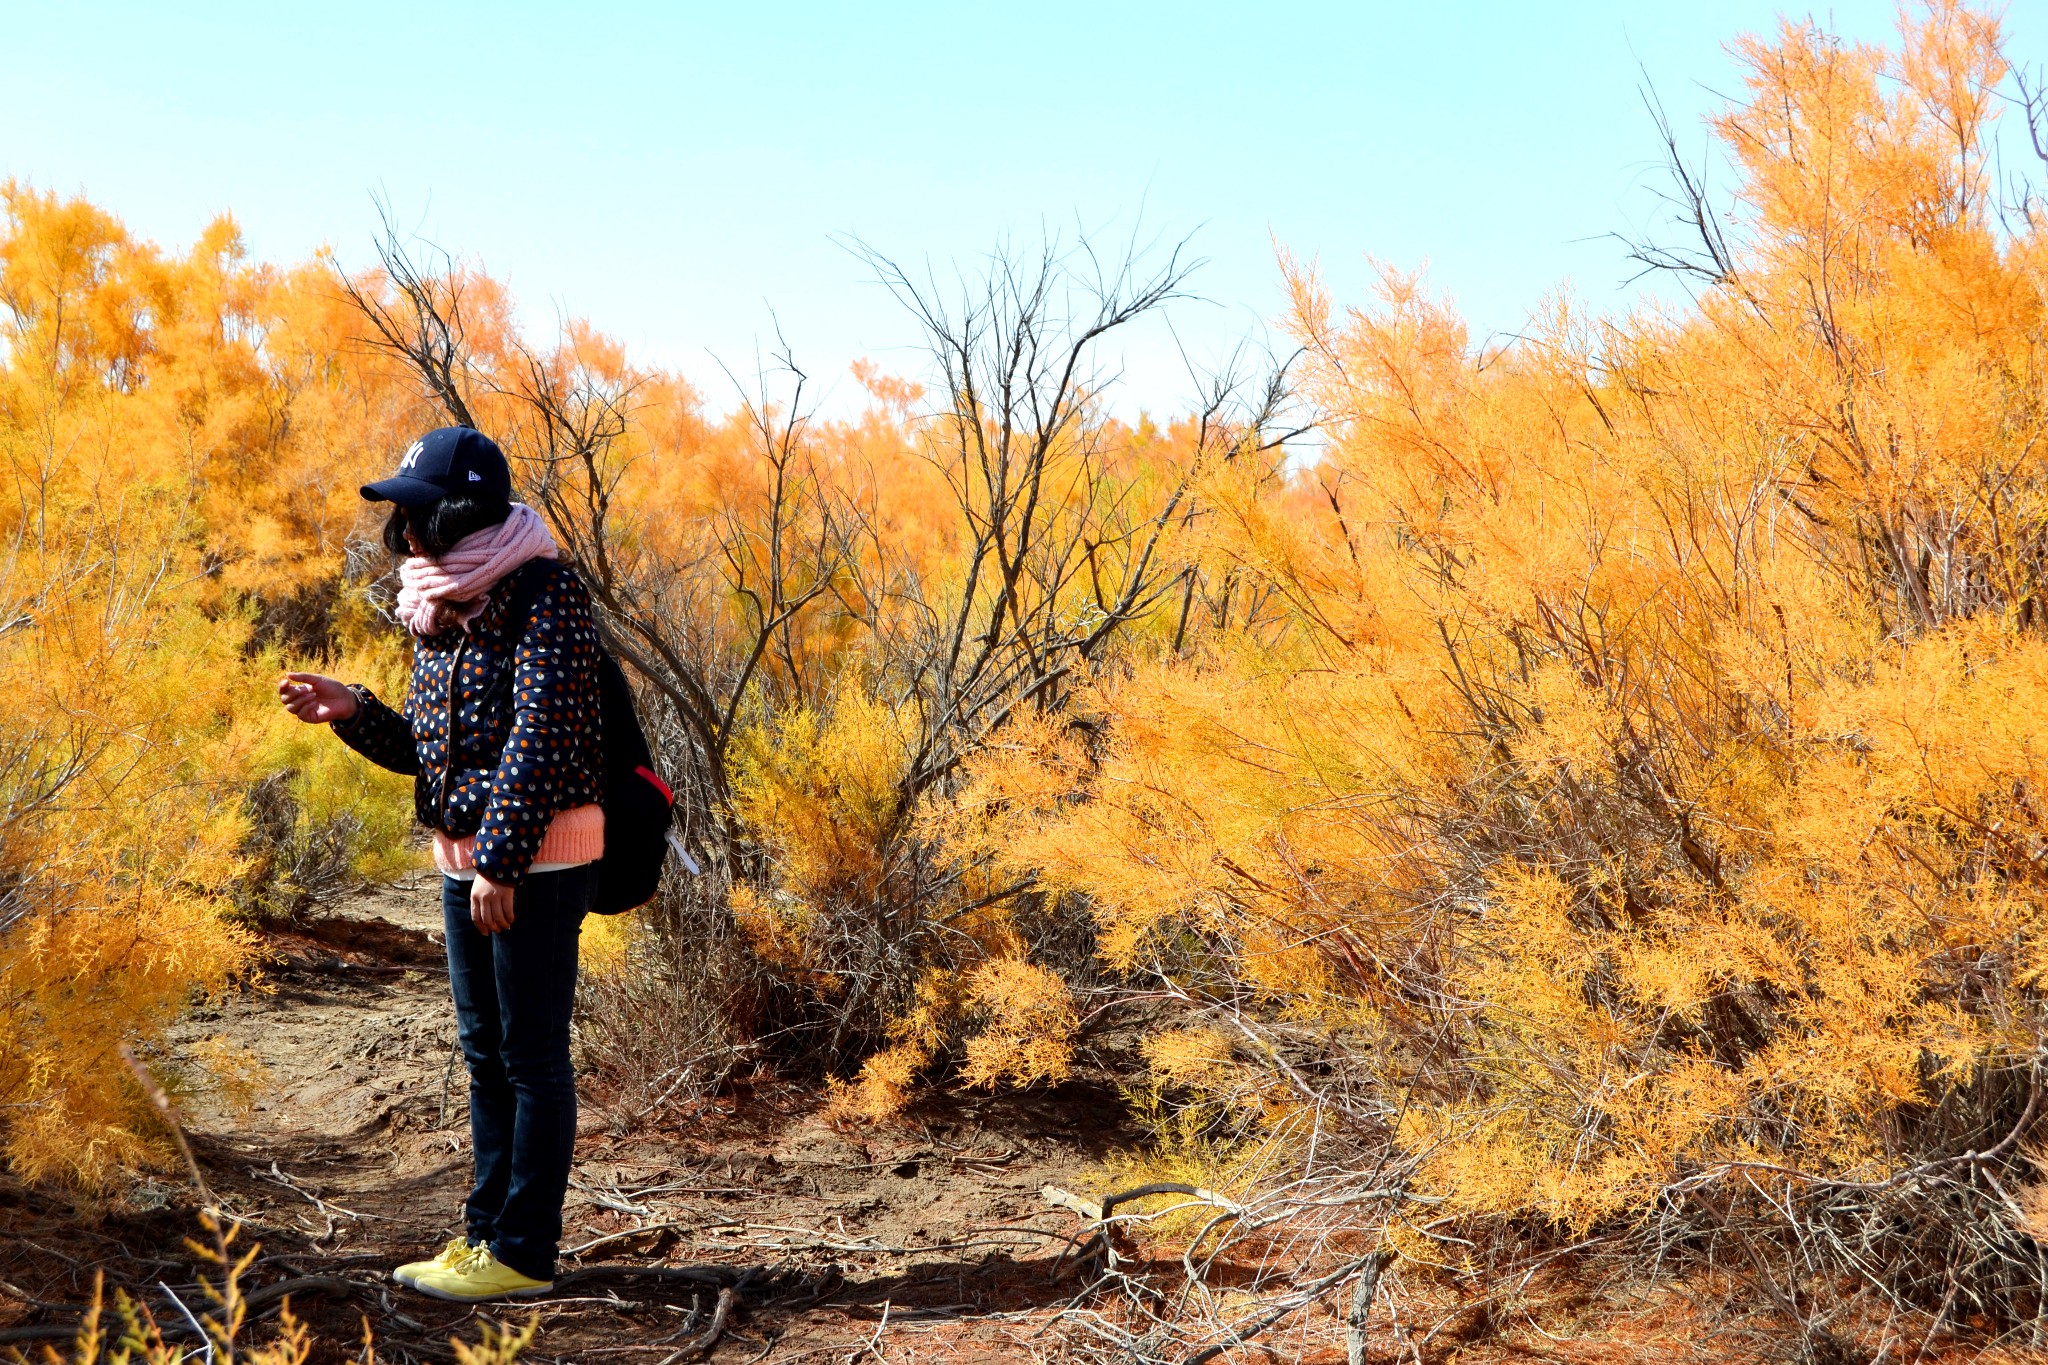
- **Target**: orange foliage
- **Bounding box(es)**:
[955,0,2048,1240]
[23,34,2041,1344]
[0,168,1202,1173]
[0,184,446,1182]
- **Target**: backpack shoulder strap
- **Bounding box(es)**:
[497,558,557,641]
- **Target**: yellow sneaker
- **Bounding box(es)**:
[408,1244,553,1302]
[392,1236,476,1289]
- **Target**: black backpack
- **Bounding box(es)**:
[505,561,676,915]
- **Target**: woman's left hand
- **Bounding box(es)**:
[470,875,517,933]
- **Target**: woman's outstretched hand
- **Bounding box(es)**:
[278,673,360,725]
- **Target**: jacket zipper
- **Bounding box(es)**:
[436,635,467,829]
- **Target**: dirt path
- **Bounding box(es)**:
[1,881,1137,1363]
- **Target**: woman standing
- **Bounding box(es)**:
[278,426,603,1302]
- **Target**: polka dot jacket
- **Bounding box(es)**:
[333,560,606,885]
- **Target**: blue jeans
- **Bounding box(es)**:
[441,865,595,1281]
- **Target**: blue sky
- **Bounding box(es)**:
[4,2,2040,415]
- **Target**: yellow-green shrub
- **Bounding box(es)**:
[236,638,419,916]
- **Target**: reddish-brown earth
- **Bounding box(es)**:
[0,880,1139,1363]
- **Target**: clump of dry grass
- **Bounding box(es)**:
[573,878,768,1121]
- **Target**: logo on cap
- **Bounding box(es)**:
[400,441,424,471]
[468,469,482,481]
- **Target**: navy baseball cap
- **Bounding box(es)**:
[361,427,512,506]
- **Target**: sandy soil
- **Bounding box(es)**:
[0,879,1140,1364]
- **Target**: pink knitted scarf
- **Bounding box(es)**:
[396,503,558,636]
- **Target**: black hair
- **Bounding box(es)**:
[382,492,514,560]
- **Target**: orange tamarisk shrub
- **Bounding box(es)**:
[0,186,425,1183]
[948,0,2048,1340]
